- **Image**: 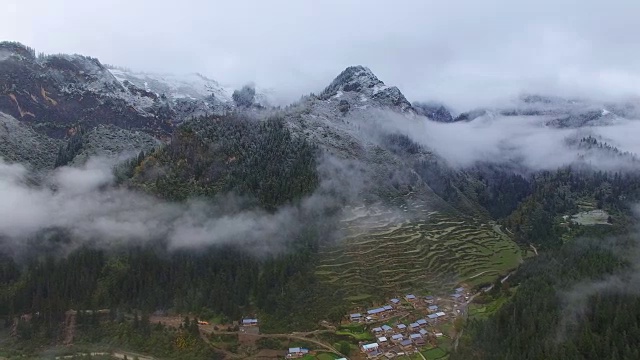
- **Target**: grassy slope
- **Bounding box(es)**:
[315,195,521,300]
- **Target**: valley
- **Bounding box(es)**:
[1,37,640,360]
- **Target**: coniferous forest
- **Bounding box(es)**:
[2,112,640,359]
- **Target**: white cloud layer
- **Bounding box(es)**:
[2,0,640,109]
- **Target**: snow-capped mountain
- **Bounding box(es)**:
[318,66,414,113]
[450,94,639,128]
[107,67,277,118]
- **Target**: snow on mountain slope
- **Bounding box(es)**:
[108,69,233,102]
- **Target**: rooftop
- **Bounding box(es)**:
[378,336,388,342]
[362,343,379,351]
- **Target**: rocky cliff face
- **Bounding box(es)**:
[0,42,174,140]
[319,66,414,113]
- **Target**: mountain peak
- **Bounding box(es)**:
[320,66,413,112]
[320,65,384,98]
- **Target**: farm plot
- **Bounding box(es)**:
[316,200,521,299]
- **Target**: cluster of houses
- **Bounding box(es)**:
[450,287,467,302]
[359,316,447,358]
[352,288,470,358]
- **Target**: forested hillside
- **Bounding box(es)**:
[453,234,640,360]
[451,167,640,359]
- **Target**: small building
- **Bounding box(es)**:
[409,322,419,330]
[419,329,428,336]
[451,293,463,301]
[377,336,388,344]
[372,327,383,334]
[435,311,446,318]
[416,319,427,326]
[455,287,465,293]
[428,305,438,311]
[242,318,258,326]
[390,298,400,305]
[435,332,444,337]
[405,294,417,301]
[381,324,393,332]
[383,305,393,311]
[427,313,438,323]
[424,295,435,304]
[287,347,309,358]
[367,307,386,316]
[391,334,403,341]
[350,313,362,322]
[400,339,413,350]
[397,323,407,331]
[362,343,380,353]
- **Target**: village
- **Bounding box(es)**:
[346,287,471,359]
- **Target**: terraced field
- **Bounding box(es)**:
[316,199,521,300]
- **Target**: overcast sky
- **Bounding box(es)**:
[2,0,640,109]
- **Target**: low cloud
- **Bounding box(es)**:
[0,157,347,257]
[363,109,640,171]
[555,205,640,341]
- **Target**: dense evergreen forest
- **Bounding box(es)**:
[451,166,640,359]
[0,114,342,357]
[3,114,640,359]
[453,235,640,360]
